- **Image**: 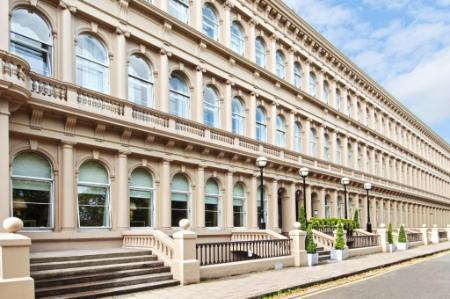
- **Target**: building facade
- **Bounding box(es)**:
[0,0,449,250]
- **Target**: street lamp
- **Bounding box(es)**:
[256,156,268,229]
[299,167,309,223]
[341,177,350,219]
[364,182,372,233]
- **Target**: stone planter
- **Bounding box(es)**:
[307,253,319,267]
[331,247,349,261]
[388,243,396,253]
[397,242,408,250]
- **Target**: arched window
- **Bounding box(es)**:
[275,115,286,147]
[347,143,353,168]
[203,85,219,127]
[309,72,317,96]
[171,174,190,227]
[323,81,330,104]
[257,186,267,224]
[128,55,154,107]
[255,106,267,142]
[11,152,53,229]
[231,22,245,55]
[232,97,245,135]
[10,9,52,76]
[168,0,189,23]
[323,133,330,161]
[357,147,362,170]
[325,195,331,218]
[129,168,154,227]
[169,72,190,118]
[255,37,266,67]
[76,34,109,93]
[346,96,351,116]
[309,128,317,156]
[77,161,110,227]
[336,138,342,164]
[275,50,285,79]
[293,62,302,88]
[202,3,219,40]
[205,179,220,227]
[335,89,341,111]
[233,183,246,227]
[294,121,302,152]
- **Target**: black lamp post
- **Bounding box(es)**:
[256,156,267,229]
[341,177,350,219]
[299,167,309,222]
[364,182,372,233]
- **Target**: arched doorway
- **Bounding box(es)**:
[277,187,287,231]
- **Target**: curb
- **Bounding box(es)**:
[249,247,450,299]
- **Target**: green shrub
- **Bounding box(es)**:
[309,217,357,232]
[398,224,407,243]
[353,210,360,229]
[298,205,307,231]
[387,223,393,244]
[305,224,317,254]
[334,221,345,250]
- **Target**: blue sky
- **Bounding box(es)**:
[284,0,450,144]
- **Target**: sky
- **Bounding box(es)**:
[283,0,450,145]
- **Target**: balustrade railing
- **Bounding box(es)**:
[407,232,423,242]
[196,239,291,266]
[123,230,174,265]
[346,235,379,249]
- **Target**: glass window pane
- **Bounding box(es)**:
[171,200,188,226]
[131,168,153,188]
[130,191,152,227]
[79,161,108,184]
[172,174,189,191]
[12,183,51,228]
[202,4,218,40]
[77,185,108,205]
[12,153,51,179]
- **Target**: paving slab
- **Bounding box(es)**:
[109,242,450,299]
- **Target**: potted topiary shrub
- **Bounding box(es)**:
[331,221,348,261]
[353,210,360,229]
[387,223,396,252]
[397,224,408,250]
[299,205,307,231]
[306,225,318,266]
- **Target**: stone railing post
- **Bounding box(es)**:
[172,219,200,285]
[0,217,34,299]
[289,222,307,267]
[431,224,439,244]
[446,224,450,240]
[377,223,387,252]
[420,224,429,246]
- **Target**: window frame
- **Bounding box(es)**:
[231,22,245,56]
[232,183,246,227]
[171,174,191,227]
[202,3,219,40]
[129,168,155,228]
[255,37,266,68]
[203,85,220,128]
[169,73,191,118]
[255,106,267,142]
[231,97,245,135]
[128,54,154,108]
[168,0,189,23]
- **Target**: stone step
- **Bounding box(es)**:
[319,254,330,261]
[31,260,164,280]
[39,279,180,299]
[318,250,330,256]
[35,266,171,288]
[31,255,157,272]
[31,250,152,264]
[35,272,174,297]
[316,247,324,252]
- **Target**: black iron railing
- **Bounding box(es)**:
[438,231,447,239]
[346,235,379,249]
[196,239,291,266]
[407,232,422,242]
[315,226,354,237]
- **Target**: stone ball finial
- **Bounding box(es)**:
[433,224,438,228]
[3,217,23,233]
[293,222,301,229]
[179,219,190,230]
[447,224,450,228]
[422,224,427,228]
[379,223,386,228]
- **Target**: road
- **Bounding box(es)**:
[307,252,450,299]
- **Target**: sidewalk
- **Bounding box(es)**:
[111,242,450,299]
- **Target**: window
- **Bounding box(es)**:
[10,9,52,76]
[129,168,154,227]
[233,183,246,227]
[169,72,190,118]
[168,0,189,23]
[11,152,53,229]
[366,150,371,172]
[294,122,302,152]
[76,34,109,93]
[357,147,362,170]
[347,143,353,167]
[231,22,245,55]
[256,106,267,142]
[255,37,266,67]
[276,115,286,147]
[336,138,342,164]
[365,108,370,126]
[77,161,110,228]
[232,97,245,135]
[346,96,351,116]
[202,4,218,40]
[323,133,330,161]
[256,186,267,224]
[325,196,331,218]
[323,81,330,104]
[309,72,317,96]
[335,89,341,110]
[171,174,190,227]
[128,55,154,107]
[203,85,219,127]
[293,62,302,88]
[357,102,362,121]
[309,128,317,157]
[205,179,220,227]
[275,50,285,79]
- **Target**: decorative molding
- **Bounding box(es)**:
[30,109,44,130]
[64,116,77,136]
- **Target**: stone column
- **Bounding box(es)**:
[159,49,169,113]
[117,152,129,230]
[342,135,349,167]
[370,149,376,175]
[386,200,391,226]
[289,224,307,267]
[224,81,232,131]
[318,188,326,218]
[303,119,311,154]
[286,49,294,84]
[318,71,324,102]
[249,19,256,62]
[248,93,256,138]
[379,199,384,227]
[377,224,388,252]
[160,160,171,228]
[431,224,439,244]
[225,171,233,228]
[249,175,258,228]
[223,3,231,48]
[59,3,74,82]
[305,185,312,220]
[172,221,200,285]
[287,112,295,151]
[114,29,127,99]
[361,194,368,228]
[331,131,337,163]
[371,197,377,229]
[287,183,296,231]
[269,36,277,74]
[61,142,76,231]
[302,62,310,92]
[421,225,429,246]
[331,190,338,218]
[352,140,358,170]
[192,0,202,31]
[268,180,278,229]
[318,126,325,160]
[0,0,9,51]
[0,101,9,227]
[194,66,203,123]
[268,102,277,144]
[195,166,205,228]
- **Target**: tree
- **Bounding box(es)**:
[306,224,317,254]
[387,223,394,244]
[398,224,407,243]
[353,209,360,229]
[334,221,345,250]
[298,205,307,231]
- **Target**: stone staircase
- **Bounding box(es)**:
[30,248,179,299]
[316,247,331,263]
